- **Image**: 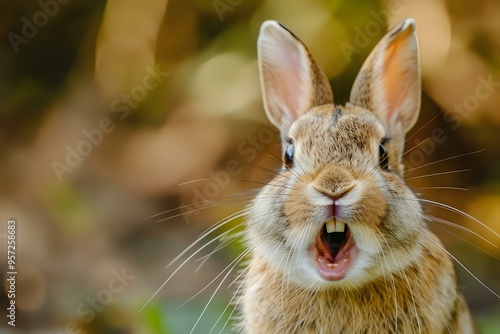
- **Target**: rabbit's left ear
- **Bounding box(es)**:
[350,19,421,135]
[258,21,333,134]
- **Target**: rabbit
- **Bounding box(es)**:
[238,19,476,333]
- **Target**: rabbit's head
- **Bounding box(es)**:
[249,19,423,289]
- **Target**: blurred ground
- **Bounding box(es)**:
[0,0,499,333]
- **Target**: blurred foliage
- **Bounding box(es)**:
[0,0,499,333]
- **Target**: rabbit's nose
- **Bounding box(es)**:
[328,183,355,201]
[312,164,355,199]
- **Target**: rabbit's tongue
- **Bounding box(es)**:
[313,227,356,281]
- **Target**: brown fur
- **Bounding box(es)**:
[240,234,471,334]
[240,20,475,333]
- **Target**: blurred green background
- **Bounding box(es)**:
[1,0,499,333]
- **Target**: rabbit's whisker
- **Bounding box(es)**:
[244,162,293,181]
[415,186,468,191]
[404,149,484,174]
[383,224,440,323]
[420,233,500,299]
[281,227,303,332]
[139,218,244,312]
[427,215,496,247]
[431,224,500,262]
[148,174,298,223]
[158,200,249,223]
[167,210,248,269]
[400,137,432,157]
[402,106,446,144]
[178,178,225,186]
[370,227,399,330]
[179,247,249,311]
[195,230,244,265]
[147,193,255,221]
[234,179,299,191]
[405,168,470,181]
[265,153,299,176]
[398,99,458,156]
[189,249,250,334]
[376,196,496,245]
[212,265,250,334]
[419,199,500,239]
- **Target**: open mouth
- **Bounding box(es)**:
[312,219,356,281]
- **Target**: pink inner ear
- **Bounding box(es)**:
[277,48,310,119]
[383,45,403,117]
[259,21,333,129]
[268,37,310,121]
[380,28,418,130]
[383,34,409,122]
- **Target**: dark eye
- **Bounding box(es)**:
[379,143,389,170]
[284,143,295,168]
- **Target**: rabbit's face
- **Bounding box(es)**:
[248,104,424,289]
[252,19,422,289]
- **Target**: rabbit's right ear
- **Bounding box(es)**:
[349,19,420,172]
[258,21,333,133]
[350,19,421,135]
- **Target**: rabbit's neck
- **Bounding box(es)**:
[238,233,475,334]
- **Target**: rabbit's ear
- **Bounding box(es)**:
[350,19,420,134]
[258,21,333,133]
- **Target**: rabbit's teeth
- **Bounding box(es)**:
[326,219,336,233]
[325,219,346,233]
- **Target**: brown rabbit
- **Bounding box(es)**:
[238,19,476,333]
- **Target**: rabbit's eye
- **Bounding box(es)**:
[284,143,295,168]
[379,143,389,170]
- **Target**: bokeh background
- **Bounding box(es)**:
[1,0,500,333]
